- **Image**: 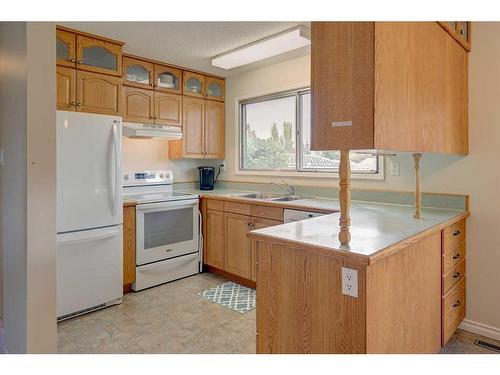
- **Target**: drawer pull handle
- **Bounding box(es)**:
[453,253,461,260]
[453,301,461,308]
[453,272,461,278]
[453,230,461,236]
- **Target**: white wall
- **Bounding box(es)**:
[222,23,500,335]
[122,138,221,182]
[0,22,57,353]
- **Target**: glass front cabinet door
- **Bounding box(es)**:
[56,29,76,67]
[183,71,205,98]
[154,64,182,94]
[123,56,154,89]
[76,35,122,76]
[205,76,225,101]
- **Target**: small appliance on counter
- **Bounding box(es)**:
[198,165,222,190]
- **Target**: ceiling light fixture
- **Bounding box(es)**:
[211,25,311,70]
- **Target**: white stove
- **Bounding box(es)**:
[123,170,201,291]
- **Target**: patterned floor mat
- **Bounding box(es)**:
[198,282,256,314]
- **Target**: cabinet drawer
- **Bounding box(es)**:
[251,204,284,222]
[443,219,466,254]
[443,242,466,273]
[442,277,466,345]
[224,201,251,215]
[206,199,224,211]
[443,259,465,294]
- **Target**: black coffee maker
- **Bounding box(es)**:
[198,166,222,190]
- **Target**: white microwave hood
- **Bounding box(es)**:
[122,122,182,140]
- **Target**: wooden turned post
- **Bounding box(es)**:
[338,149,351,245]
[413,153,422,219]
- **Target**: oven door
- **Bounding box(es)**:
[136,199,199,266]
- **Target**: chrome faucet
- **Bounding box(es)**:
[271,179,295,196]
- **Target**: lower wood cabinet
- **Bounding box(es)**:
[57,66,121,116]
[225,213,253,279]
[203,198,283,283]
[206,209,225,269]
[123,204,136,287]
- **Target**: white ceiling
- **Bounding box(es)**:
[60,22,311,77]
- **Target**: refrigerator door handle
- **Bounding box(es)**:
[57,228,121,246]
[112,121,120,217]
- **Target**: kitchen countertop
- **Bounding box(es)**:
[175,187,468,264]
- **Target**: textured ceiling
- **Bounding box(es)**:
[60,22,311,77]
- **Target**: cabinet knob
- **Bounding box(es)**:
[77,60,83,64]
[453,300,461,308]
[452,253,461,260]
[453,272,461,279]
[71,101,76,106]
[77,102,82,107]
[453,230,461,236]
[70,58,76,63]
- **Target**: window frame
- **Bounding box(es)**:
[235,86,385,180]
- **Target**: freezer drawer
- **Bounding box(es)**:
[56,226,123,318]
[133,252,199,291]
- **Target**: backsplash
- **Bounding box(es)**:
[121,137,223,182]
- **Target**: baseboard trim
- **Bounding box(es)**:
[459,319,500,341]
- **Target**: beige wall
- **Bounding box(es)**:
[0,22,57,353]
[222,23,500,335]
[122,138,221,182]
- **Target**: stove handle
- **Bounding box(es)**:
[136,199,199,211]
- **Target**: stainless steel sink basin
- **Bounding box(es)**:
[231,192,304,202]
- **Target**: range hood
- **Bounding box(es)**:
[123,122,182,140]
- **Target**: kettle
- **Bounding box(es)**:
[198,166,221,190]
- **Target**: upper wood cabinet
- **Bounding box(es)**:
[56,29,76,67]
[122,86,154,123]
[76,71,121,115]
[183,71,205,98]
[204,100,225,158]
[183,72,225,101]
[123,56,154,89]
[169,96,225,159]
[311,22,468,155]
[56,26,124,76]
[76,35,122,76]
[154,64,182,94]
[154,92,182,126]
[56,66,76,110]
[205,76,225,101]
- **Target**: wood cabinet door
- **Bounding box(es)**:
[76,71,121,115]
[183,71,205,98]
[204,99,225,158]
[251,217,282,282]
[225,212,253,279]
[76,35,122,76]
[205,76,225,101]
[182,96,205,157]
[123,205,136,286]
[154,64,182,94]
[57,66,76,111]
[206,209,225,269]
[154,92,182,126]
[122,86,154,123]
[123,56,154,89]
[56,29,76,67]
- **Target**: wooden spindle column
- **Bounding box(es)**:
[413,153,422,219]
[338,149,351,245]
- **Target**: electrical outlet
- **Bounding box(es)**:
[390,161,400,176]
[341,267,358,298]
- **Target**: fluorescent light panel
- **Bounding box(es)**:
[211,26,311,70]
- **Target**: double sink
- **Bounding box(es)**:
[231,192,304,202]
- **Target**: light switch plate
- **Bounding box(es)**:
[341,267,358,298]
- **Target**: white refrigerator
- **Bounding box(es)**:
[56,111,123,320]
